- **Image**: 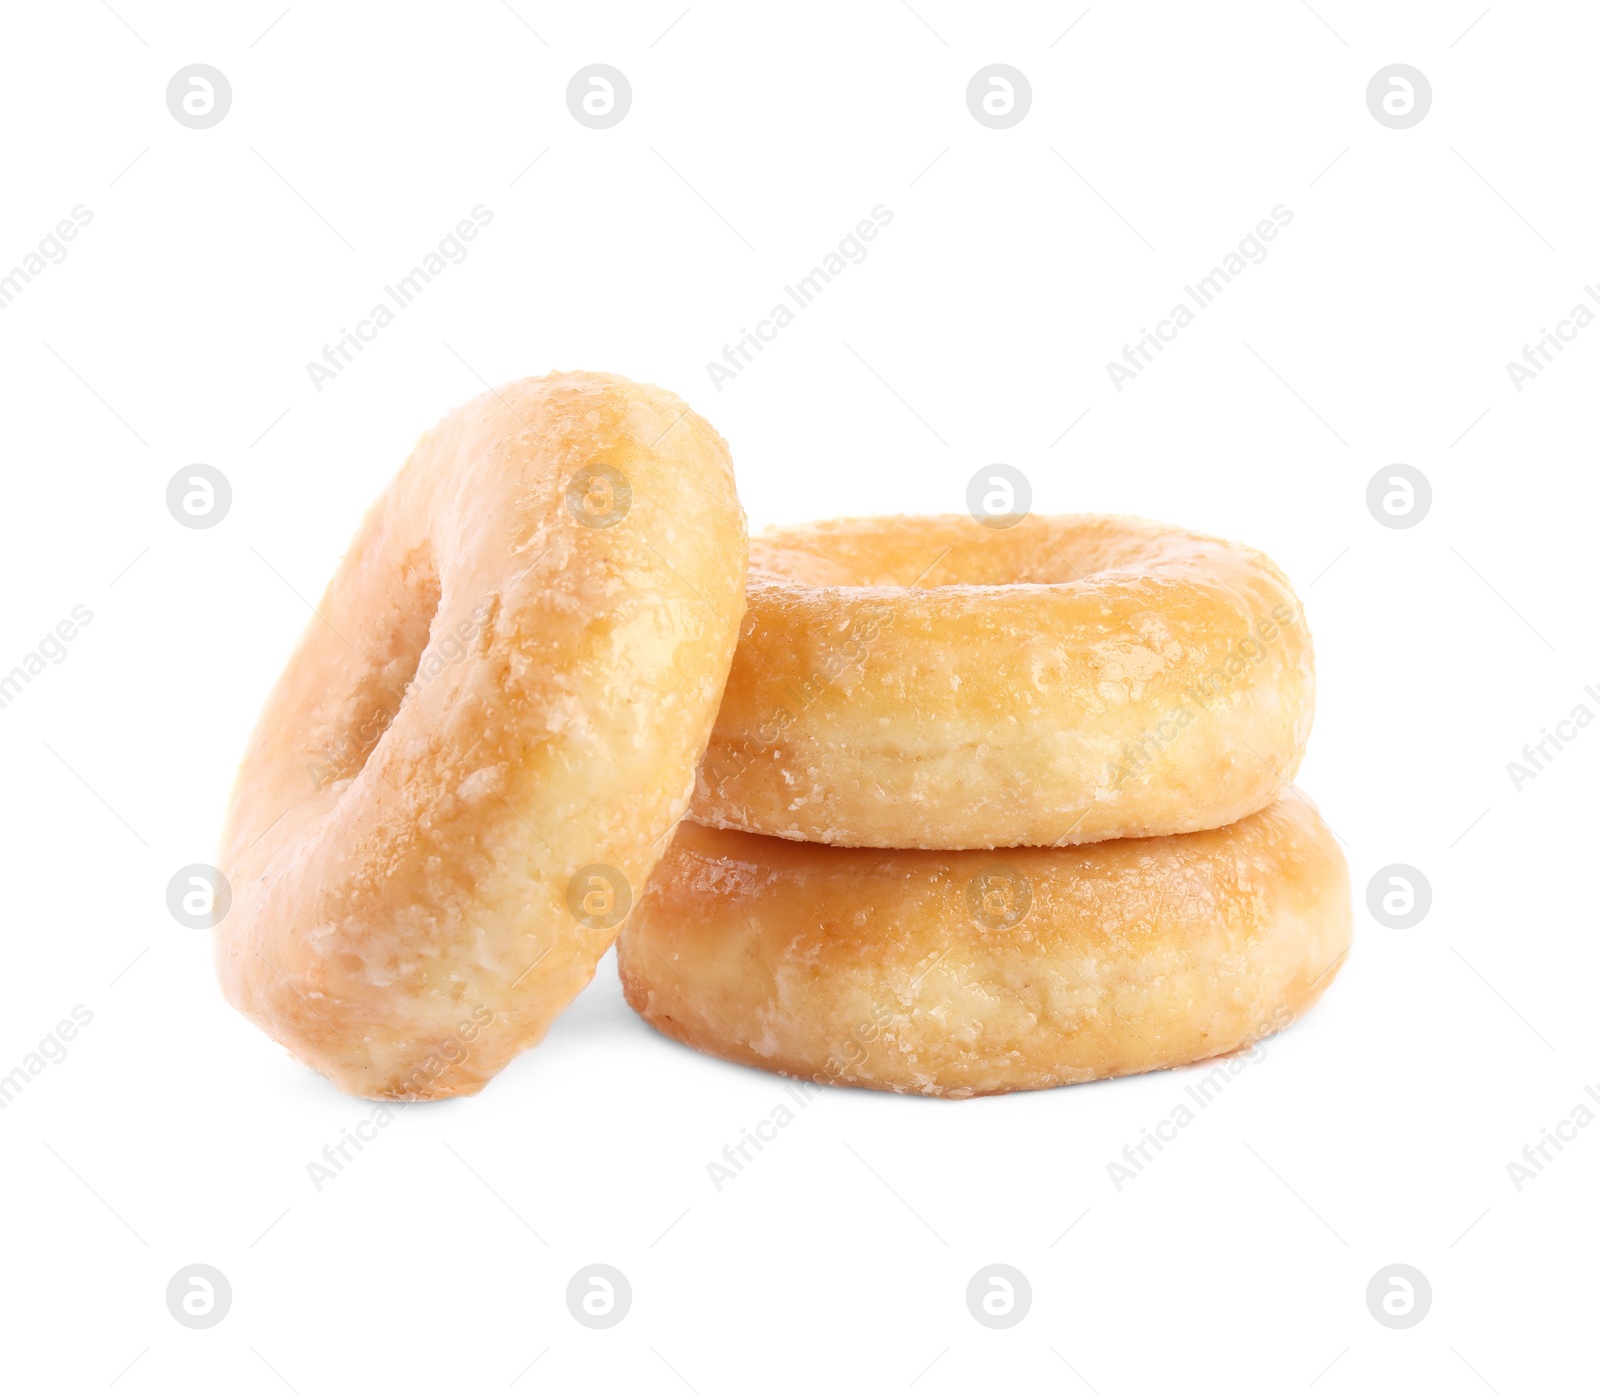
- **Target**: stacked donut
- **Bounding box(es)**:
[215,374,1348,1102]
[617,514,1351,1096]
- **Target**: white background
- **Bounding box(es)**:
[1,2,1595,1390]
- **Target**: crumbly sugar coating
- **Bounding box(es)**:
[217,372,747,1099]
[689,514,1315,849]
[619,797,1350,1097]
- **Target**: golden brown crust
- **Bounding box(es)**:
[216,372,747,1099]
[619,797,1350,1097]
[688,514,1314,848]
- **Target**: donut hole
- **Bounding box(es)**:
[316,547,444,790]
[750,516,1182,591]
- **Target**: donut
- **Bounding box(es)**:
[688,514,1313,849]
[217,371,747,1099]
[618,796,1349,1098]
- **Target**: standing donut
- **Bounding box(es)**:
[216,372,746,1099]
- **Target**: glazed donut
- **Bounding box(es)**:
[689,514,1313,849]
[217,372,746,1099]
[619,797,1349,1098]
